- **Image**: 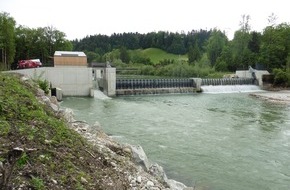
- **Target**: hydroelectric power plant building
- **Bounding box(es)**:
[6,51,116,99]
[5,51,271,98]
[53,51,87,67]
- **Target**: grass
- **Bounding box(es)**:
[0,73,133,189]
[133,48,188,64]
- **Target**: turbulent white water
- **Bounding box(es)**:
[93,90,111,100]
[201,85,263,94]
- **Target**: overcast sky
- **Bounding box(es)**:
[1,0,289,40]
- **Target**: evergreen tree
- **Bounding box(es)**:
[120,46,130,64]
[188,41,201,64]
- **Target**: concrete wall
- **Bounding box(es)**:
[192,78,202,91]
[236,70,270,86]
[103,67,116,96]
[7,67,93,96]
[235,70,252,78]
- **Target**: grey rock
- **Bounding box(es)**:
[130,145,151,171]
[166,179,187,190]
[80,177,88,184]
[146,180,154,187]
[136,176,142,183]
[149,163,168,183]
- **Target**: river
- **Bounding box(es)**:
[61,89,290,190]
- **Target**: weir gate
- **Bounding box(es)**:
[116,78,256,95]
[201,78,254,86]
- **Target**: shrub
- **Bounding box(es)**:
[37,80,50,94]
[272,68,289,86]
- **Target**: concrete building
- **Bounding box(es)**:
[6,53,116,97]
[8,67,93,97]
[236,68,269,87]
[54,51,87,67]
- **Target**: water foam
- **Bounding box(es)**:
[94,90,111,100]
[201,85,263,94]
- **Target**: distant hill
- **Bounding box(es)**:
[132,48,188,64]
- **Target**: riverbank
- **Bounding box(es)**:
[0,73,193,189]
[249,90,290,104]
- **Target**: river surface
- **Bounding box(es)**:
[61,90,290,190]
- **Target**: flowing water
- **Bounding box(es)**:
[61,88,290,190]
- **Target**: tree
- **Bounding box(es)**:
[0,12,16,70]
[231,14,252,69]
[188,41,201,64]
[239,14,251,33]
[267,13,278,27]
[44,26,72,60]
[14,25,72,65]
[206,29,228,66]
[119,46,130,64]
[259,23,290,70]
[215,45,233,71]
[167,33,186,54]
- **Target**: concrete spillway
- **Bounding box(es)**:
[116,78,197,95]
[201,78,254,86]
[116,78,194,89]
[115,78,257,95]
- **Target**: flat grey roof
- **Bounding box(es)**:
[54,51,86,57]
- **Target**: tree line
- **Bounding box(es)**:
[73,14,290,73]
[0,12,72,70]
[1,12,289,84]
[72,30,211,56]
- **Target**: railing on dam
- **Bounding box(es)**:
[201,78,254,86]
[116,78,195,90]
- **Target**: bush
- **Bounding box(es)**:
[37,80,50,94]
[272,68,289,87]
[140,65,155,75]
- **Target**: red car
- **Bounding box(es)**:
[17,59,42,69]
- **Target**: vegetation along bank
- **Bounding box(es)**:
[0,73,194,189]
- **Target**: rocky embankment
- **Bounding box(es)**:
[0,73,193,190]
[38,81,194,190]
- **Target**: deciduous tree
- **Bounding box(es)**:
[206,29,228,66]
[0,12,16,70]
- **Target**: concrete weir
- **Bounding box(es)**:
[5,65,267,97]
[116,78,201,95]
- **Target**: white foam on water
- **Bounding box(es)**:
[94,90,111,100]
[201,85,263,94]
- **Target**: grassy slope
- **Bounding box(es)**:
[0,73,132,190]
[135,48,188,64]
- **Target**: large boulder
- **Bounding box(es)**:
[130,145,151,171]
[149,163,168,184]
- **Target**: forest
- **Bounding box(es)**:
[0,12,289,86]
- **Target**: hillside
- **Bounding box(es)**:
[0,73,168,190]
[134,48,188,64]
